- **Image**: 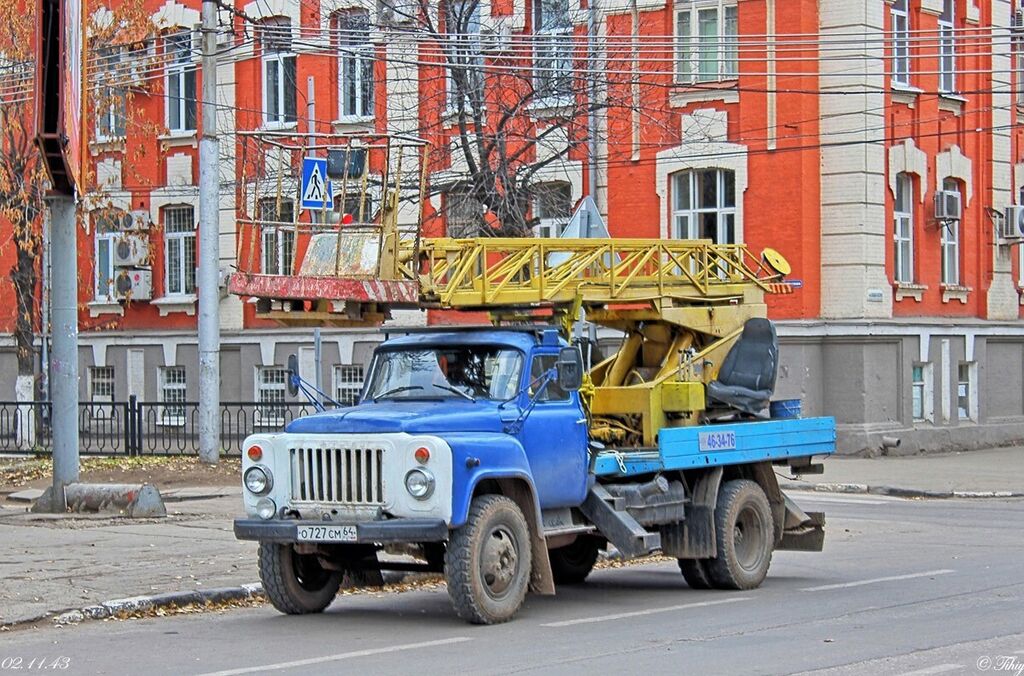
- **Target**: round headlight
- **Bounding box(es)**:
[404,468,435,500]
[244,466,272,496]
[255,497,277,520]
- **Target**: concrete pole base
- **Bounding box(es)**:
[32,483,167,518]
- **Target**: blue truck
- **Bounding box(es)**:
[234,324,835,624]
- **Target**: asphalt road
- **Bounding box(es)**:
[2,492,1022,676]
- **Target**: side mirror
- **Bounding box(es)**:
[286,354,300,397]
[556,346,584,392]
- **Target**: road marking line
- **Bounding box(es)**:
[539,596,750,627]
[801,569,955,592]
[896,664,965,676]
[194,637,473,676]
[795,495,890,505]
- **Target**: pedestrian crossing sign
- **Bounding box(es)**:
[300,157,333,210]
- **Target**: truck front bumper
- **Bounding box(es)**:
[233,518,449,544]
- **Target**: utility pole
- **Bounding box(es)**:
[198,0,221,464]
[49,195,79,508]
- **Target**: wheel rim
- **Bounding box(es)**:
[292,549,332,592]
[732,502,768,573]
[480,525,520,600]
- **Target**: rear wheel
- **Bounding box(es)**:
[258,542,343,614]
[445,495,532,625]
[550,537,600,585]
[677,558,713,589]
[706,480,774,590]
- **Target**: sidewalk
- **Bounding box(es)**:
[1,447,1022,629]
[784,446,1024,498]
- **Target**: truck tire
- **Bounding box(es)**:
[258,542,343,614]
[445,495,532,625]
[706,480,774,590]
[677,558,713,589]
[550,537,600,585]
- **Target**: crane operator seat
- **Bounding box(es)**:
[706,318,779,417]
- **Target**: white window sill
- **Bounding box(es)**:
[894,282,927,302]
[333,116,374,130]
[443,105,486,125]
[669,84,739,107]
[938,93,966,114]
[261,121,299,132]
[89,139,127,155]
[890,84,922,107]
[941,284,971,304]
[87,300,124,318]
[158,130,198,148]
[528,97,574,118]
[151,294,197,317]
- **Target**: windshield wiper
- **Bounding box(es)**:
[373,385,424,402]
[432,383,476,402]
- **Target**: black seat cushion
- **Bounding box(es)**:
[706,318,779,415]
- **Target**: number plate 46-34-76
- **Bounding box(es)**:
[296,524,358,542]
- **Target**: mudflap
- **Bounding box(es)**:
[778,507,826,552]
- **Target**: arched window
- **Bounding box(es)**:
[671,168,736,244]
[260,17,296,126]
[336,10,374,119]
[893,172,914,283]
[164,28,196,132]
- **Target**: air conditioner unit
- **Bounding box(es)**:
[1002,206,1024,241]
[113,234,150,267]
[114,269,153,301]
[933,190,961,221]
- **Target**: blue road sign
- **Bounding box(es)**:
[300,157,333,210]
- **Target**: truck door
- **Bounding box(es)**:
[519,352,589,508]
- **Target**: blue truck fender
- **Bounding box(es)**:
[442,432,555,595]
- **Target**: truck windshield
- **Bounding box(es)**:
[366,346,524,402]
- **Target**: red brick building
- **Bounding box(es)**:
[1,0,1022,453]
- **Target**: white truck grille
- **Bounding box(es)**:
[288,446,385,504]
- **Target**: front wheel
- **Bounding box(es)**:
[445,495,532,625]
[706,480,775,590]
[258,542,343,614]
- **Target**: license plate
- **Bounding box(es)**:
[296,524,358,542]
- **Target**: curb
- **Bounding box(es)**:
[51,583,264,626]
[782,481,1024,500]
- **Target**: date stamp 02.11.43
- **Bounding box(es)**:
[1,658,72,671]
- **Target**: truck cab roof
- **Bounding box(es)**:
[379,327,563,353]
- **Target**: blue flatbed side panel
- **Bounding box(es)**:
[593,416,836,477]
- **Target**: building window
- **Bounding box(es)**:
[165,29,197,133]
[957,361,977,421]
[446,189,484,238]
[94,210,130,301]
[675,0,738,83]
[938,0,955,93]
[333,365,364,406]
[94,47,127,139]
[534,0,573,100]
[940,177,961,286]
[532,182,572,237]
[261,18,297,127]
[891,0,910,86]
[89,366,115,403]
[259,198,296,274]
[446,0,483,110]
[893,172,914,284]
[337,10,374,119]
[671,169,736,244]
[164,205,196,295]
[159,366,187,425]
[256,366,288,427]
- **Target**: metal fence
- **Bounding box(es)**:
[0,399,322,456]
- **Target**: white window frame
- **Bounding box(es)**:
[94,47,127,141]
[158,366,187,426]
[894,172,914,284]
[261,18,297,128]
[957,361,978,422]
[446,0,483,112]
[165,29,197,133]
[255,366,289,427]
[164,205,197,296]
[891,0,910,87]
[88,366,116,419]
[938,0,955,93]
[333,364,365,406]
[534,0,574,103]
[337,10,374,121]
[259,198,296,274]
[671,169,737,244]
[911,362,934,423]
[532,182,573,237]
[675,0,738,84]
[940,178,960,286]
